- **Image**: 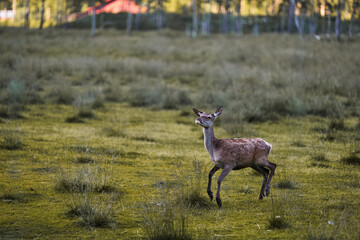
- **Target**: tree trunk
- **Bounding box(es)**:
[135,2,142,30]
[336,0,341,41]
[12,0,16,23]
[235,0,242,36]
[24,0,30,28]
[349,0,355,37]
[91,1,96,36]
[192,0,198,38]
[281,0,285,33]
[288,0,295,33]
[157,0,163,31]
[39,0,45,29]
[126,0,133,35]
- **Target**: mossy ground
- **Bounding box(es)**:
[1,103,359,239]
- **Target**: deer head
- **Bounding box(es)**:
[193,106,223,128]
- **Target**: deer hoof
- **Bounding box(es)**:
[216,197,222,208]
[266,188,271,197]
[207,191,214,201]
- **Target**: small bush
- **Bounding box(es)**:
[340,153,360,166]
[328,119,345,131]
[65,193,117,228]
[276,179,296,189]
[126,83,192,109]
[268,215,291,229]
[267,197,291,230]
[312,153,329,162]
[55,167,117,194]
[291,140,306,148]
[0,127,23,150]
[49,85,74,105]
[75,156,95,164]
[0,192,40,203]
[65,115,84,123]
[142,192,193,240]
[91,96,105,109]
[77,108,95,119]
[0,104,24,119]
[103,116,127,138]
[177,159,211,209]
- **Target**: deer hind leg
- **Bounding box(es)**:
[251,166,269,200]
[265,161,277,196]
[207,166,219,201]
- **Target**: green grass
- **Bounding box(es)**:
[0,29,359,239]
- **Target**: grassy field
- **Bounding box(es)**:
[0,29,359,239]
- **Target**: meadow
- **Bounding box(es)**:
[0,28,359,239]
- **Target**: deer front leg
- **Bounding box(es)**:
[207,166,219,201]
[216,166,232,208]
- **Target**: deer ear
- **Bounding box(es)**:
[214,106,223,117]
[193,108,203,117]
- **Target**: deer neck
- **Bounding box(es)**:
[203,126,216,160]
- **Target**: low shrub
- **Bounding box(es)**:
[65,115,84,123]
[65,193,117,228]
[55,167,117,194]
[77,108,95,119]
[328,119,345,131]
[126,83,192,110]
[340,153,360,166]
[142,192,193,240]
[267,197,291,230]
[75,156,95,164]
[49,85,74,105]
[0,126,23,150]
[276,179,297,190]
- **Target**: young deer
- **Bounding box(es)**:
[193,106,277,208]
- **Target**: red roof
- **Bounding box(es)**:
[83,0,146,15]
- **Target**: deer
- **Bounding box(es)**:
[193,106,277,208]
